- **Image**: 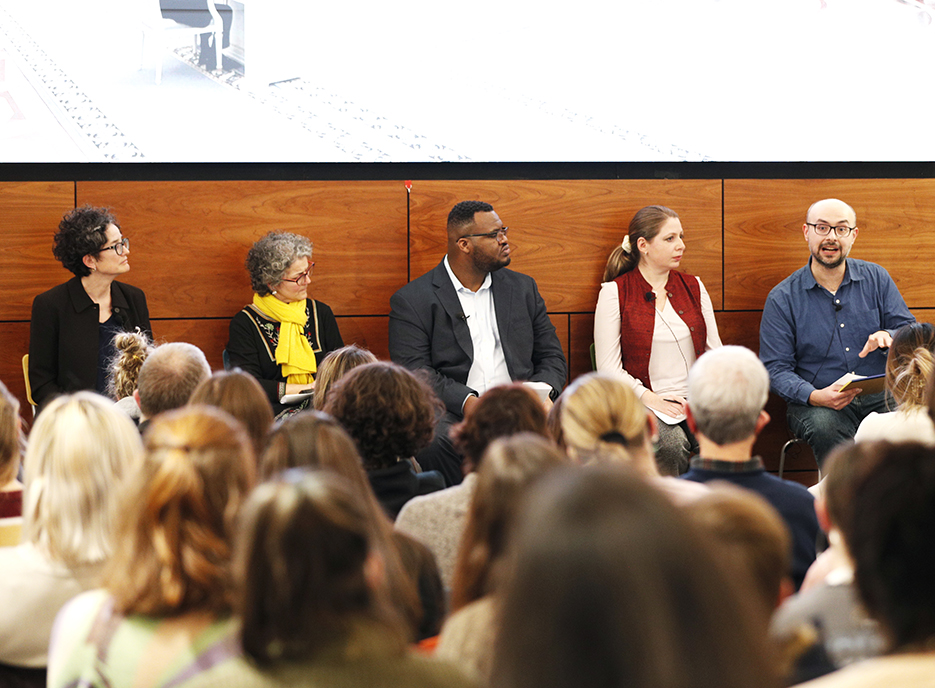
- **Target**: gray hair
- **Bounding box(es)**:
[137,342,211,417]
[246,232,313,295]
[687,346,769,446]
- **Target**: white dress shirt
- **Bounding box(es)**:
[444,257,512,404]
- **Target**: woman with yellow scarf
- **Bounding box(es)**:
[227,232,344,419]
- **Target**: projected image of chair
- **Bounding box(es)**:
[141,0,223,85]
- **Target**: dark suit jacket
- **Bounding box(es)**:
[29,276,151,410]
[388,259,567,416]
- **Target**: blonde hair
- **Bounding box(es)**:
[886,323,935,410]
[105,405,256,616]
[560,373,653,470]
[0,379,24,486]
[313,345,378,411]
[107,329,154,400]
[22,392,144,567]
[602,205,680,282]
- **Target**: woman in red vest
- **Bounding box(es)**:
[594,205,721,477]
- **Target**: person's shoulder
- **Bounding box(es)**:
[394,260,445,295]
[32,278,74,305]
[310,298,336,316]
[766,263,811,299]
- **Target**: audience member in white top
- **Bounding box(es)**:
[854,322,935,445]
[0,393,143,670]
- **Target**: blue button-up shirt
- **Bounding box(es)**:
[759,258,914,405]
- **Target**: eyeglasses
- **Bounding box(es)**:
[96,237,130,256]
[806,222,856,238]
[462,226,509,241]
[280,263,315,284]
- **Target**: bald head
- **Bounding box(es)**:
[806,199,856,227]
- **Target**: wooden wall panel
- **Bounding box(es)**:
[0,182,76,320]
[75,181,408,318]
[407,180,723,313]
[0,323,32,424]
[569,313,596,382]
[725,179,935,311]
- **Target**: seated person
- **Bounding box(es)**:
[181,470,473,688]
[682,346,820,589]
[854,322,935,444]
[47,406,255,688]
[228,231,343,419]
[324,362,445,519]
[0,394,143,677]
[395,383,551,591]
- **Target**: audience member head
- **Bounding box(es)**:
[0,379,24,488]
[105,405,255,616]
[450,433,567,612]
[107,329,155,400]
[885,322,935,411]
[392,531,446,641]
[136,342,211,419]
[189,370,274,458]
[687,345,769,446]
[848,441,935,651]
[816,441,877,541]
[546,388,567,451]
[603,205,680,282]
[313,344,378,411]
[52,205,119,277]
[259,410,423,640]
[324,362,439,471]
[22,392,143,567]
[245,231,313,296]
[686,483,793,613]
[235,469,405,665]
[491,466,778,688]
[451,384,550,473]
[560,373,656,474]
[447,200,495,242]
[260,410,361,481]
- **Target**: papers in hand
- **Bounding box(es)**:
[834,372,886,396]
[522,381,553,404]
[281,390,314,405]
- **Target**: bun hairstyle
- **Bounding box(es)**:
[560,373,653,469]
[603,205,679,283]
[107,329,155,400]
[886,322,935,410]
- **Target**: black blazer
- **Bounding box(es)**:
[29,276,151,410]
[388,259,567,416]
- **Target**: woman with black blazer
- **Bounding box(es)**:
[29,206,151,412]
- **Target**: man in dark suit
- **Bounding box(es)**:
[389,200,567,485]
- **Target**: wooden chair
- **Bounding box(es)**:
[21,355,36,417]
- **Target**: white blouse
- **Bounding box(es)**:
[593,277,721,423]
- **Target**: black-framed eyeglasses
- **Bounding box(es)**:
[280,263,315,284]
[806,222,856,238]
[96,237,130,256]
[462,226,509,241]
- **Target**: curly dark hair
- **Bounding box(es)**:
[451,384,549,471]
[324,362,440,470]
[53,205,118,277]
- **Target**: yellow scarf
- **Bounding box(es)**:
[252,294,317,384]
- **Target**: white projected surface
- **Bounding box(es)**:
[0,0,933,162]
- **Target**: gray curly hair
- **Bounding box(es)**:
[246,232,313,295]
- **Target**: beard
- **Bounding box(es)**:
[473,250,511,274]
[812,241,847,269]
